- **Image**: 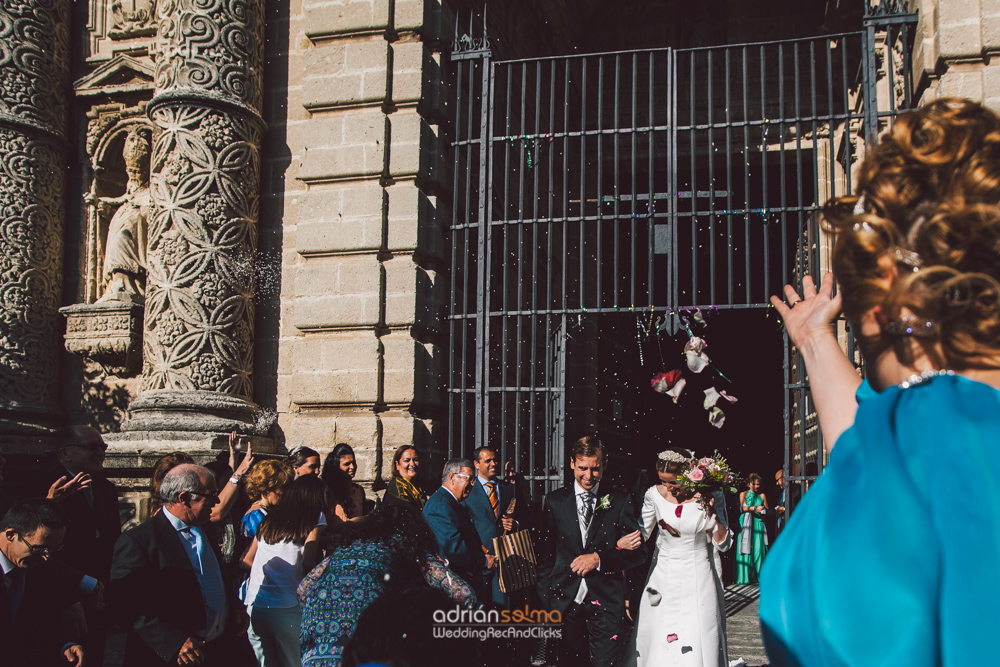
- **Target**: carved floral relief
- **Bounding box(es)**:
[142,104,260,399]
[0,0,70,408]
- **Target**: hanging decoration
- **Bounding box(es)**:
[497,134,554,169]
[683,337,710,373]
[645,304,737,429]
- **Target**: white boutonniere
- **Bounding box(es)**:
[596,494,612,511]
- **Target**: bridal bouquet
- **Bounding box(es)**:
[675,452,741,496]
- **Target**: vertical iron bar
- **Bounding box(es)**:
[475,56,494,452]
[725,47,734,305]
[707,48,716,306]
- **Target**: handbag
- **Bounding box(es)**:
[491,499,538,593]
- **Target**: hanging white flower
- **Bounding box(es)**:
[703,387,721,409]
[708,406,726,428]
[684,337,710,373]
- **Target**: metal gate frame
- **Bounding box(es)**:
[447,2,919,505]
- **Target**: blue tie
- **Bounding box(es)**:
[187,527,226,612]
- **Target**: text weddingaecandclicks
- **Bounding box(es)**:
[431,605,563,640]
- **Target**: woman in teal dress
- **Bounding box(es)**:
[761,98,1000,666]
[735,473,768,584]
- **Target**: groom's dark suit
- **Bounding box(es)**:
[537,484,645,666]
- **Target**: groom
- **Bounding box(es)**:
[536,436,646,666]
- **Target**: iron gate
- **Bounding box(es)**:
[447,4,919,505]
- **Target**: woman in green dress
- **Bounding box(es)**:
[735,473,769,584]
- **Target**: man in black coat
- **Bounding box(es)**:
[464,446,515,606]
[43,426,121,583]
[109,464,251,666]
[536,436,646,667]
[423,458,494,600]
[0,498,85,666]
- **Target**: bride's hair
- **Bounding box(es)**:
[824,98,1000,368]
[655,448,691,475]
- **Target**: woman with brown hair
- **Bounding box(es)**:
[381,445,427,509]
[762,98,1000,665]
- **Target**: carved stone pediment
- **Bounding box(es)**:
[75,55,154,98]
[61,301,144,376]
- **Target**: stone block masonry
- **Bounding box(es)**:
[277,0,448,494]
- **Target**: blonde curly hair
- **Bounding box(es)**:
[824,98,1000,368]
[244,458,293,501]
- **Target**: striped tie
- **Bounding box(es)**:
[487,481,499,517]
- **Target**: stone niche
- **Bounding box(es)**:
[61,56,156,378]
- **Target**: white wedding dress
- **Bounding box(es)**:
[625,487,732,667]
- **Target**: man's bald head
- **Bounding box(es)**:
[56,425,107,475]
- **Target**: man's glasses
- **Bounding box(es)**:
[186,491,220,503]
[453,473,472,481]
[65,442,107,453]
[16,532,63,556]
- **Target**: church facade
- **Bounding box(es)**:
[1,0,997,514]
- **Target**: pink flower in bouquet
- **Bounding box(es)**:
[699,457,714,466]
[687,467,705,482]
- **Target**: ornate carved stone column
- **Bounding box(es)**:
[117,0,272,445]
[0,0,70,444]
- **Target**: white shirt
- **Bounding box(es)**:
[573,481,600,604]
[163,508,228,641]
[245,513,326,609]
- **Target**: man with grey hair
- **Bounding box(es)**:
[423,457,492,599]
[109,464,251,666]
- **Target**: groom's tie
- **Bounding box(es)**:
[579,491,594,528]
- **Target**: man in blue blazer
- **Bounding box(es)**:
[464,446,515,606]
[422,458,493,600]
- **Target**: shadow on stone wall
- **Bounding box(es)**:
[80,363,132,433]
[254,0,292,450]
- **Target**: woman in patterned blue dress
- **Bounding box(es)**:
[762,98,1000,666]
[297,502,477,666]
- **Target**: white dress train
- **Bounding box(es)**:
[624,487,732,667]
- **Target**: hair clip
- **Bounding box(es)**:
[853,194,866,215]
[881,314,936,337]
[853,221,874,232]
[893,247,923,271]
[657,450,690,464]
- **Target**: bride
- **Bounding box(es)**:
[622,448,732,667]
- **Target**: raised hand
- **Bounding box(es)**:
[229,431,254,476]
[769,273,842,350]
[47,472,92,502]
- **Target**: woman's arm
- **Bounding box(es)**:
[302,526,323,573]
[240,537,258,571]
[328,502,349,526]
[760,493,770,511]
[739,491,748,512]
[210,436,254,524]
[770,273,862,451]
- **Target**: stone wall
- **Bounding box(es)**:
[914,0,1000,109]
[273,0,448,491]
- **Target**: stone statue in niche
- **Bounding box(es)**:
[99,128,150,304]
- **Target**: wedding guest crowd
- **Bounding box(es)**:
[8,98,998,666]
